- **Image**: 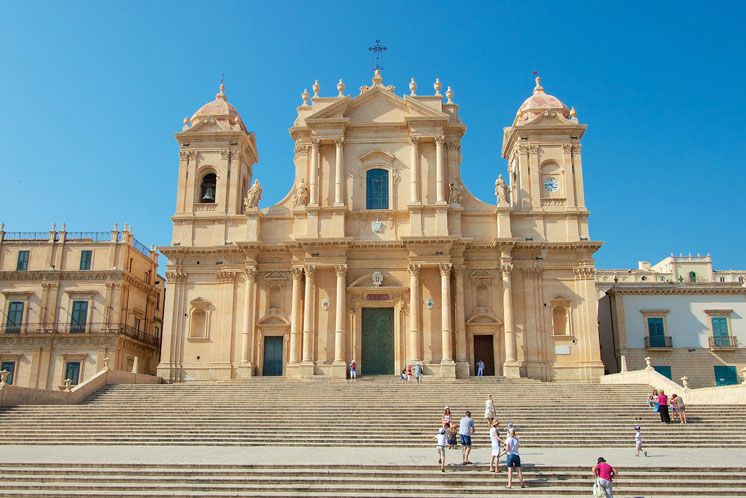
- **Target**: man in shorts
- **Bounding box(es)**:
[458,410,476,464]
[414,362,423,383]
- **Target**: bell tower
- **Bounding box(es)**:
[173,83,259,241]
[501,77,589,242]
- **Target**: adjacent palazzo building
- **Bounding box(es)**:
[158,73,604,382]
[0,224,164,388]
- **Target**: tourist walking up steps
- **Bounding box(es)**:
[484,394,496,427]
[414,362,423,383]
[489,420,503,474]
[459,410,476,464]
[348,360,356,381]
[406,363,413,384]
[592,457,616,498]
[634,425,647,457]
[658,389,670,423]
[434,427,447,472]
[441,406,452,428]
[505,428,524,488]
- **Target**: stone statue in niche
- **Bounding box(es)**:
[495,174,511,207]
[448,178,464,204]
[294,178,309,207]
[245,179,262,210]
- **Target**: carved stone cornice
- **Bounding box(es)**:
[165,271,187,284]
[407,263,421,276]
[0,270,123,282]
[216,270,239,283]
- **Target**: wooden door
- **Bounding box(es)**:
[473,335,495,376]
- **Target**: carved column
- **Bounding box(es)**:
[410,136,420,204]
[440,263,453,362]
[301,265,316,363]
[288,267,303,364]
[408,264,421,362]
[453,265,467,365]
[309,139,320,206]
[334,265,347,363]
[501,261,519,377]
[435,136,445,203]
[334,138,344,206]
[241,267,256,366]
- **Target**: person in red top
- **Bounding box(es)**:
[658,389,670,423]
[592,457,616,498]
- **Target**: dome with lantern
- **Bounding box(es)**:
[513,76,574,126]
[183,83,247,132]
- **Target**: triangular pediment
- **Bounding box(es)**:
[183,119,230,133]
[307,88,447,124]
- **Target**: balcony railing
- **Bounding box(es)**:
[0,322,160,347]
[3,232,49,240]
[66,231,112,242]
[644,336,673,349]
[131,238,150,257]
[709,335,739,350]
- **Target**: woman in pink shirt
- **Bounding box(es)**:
[658,389,671,424]
[592,457,616,498]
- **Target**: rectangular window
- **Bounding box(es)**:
[79,250,92,270]
[714,365,737,386]
[654,365,672,379]
[365,169,389,210]
[5,302,24,333]
[65,361,81,385]
[16,251,29,271]
[1,361,16,385]
[647,317,666,347]
[711,317,730,347]
[70,301,88,333]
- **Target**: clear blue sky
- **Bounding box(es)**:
[1,1,744,270]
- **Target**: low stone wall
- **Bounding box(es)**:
[600,359,746,405]
[622,348,746,388]
[0,367,160,407]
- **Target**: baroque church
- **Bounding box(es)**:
[157,71,604,382]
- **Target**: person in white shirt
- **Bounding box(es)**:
[484,394,496,427]
[635,425,646,457]
[489,420,504,473]
[434,427,447,472]
[505,428,525,488]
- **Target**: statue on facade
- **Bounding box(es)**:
[448,179,464,204]
[293,178,309,207]
[245,179,262,210]
[495,174,511,207]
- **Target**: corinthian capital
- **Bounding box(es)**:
[335,264,347,276]
[291,267,304,279]
[439,263,452,276]
[407,263,421,276]
[409,135,419,146]
[434,135,446,146]
[334,137,344,147]
[500,263,514,276]
[304,265,316,276]
[244,266,257,279]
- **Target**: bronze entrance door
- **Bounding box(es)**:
[473,335,495,376]
[361,307,395,376]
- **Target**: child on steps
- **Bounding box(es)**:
[635,425,647,457]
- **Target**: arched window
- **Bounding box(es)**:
[689,271,697,283]
[200,173,217,203]
[366,169,389,209]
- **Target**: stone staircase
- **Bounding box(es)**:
[1,378,746,447]
[1,463,745,497]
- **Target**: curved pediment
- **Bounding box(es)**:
[257,314,290,326]
[466,311,502,325]
[349,271,404,288]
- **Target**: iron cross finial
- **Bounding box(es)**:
[368,38,387,72]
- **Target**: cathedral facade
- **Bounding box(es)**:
[158,72,604,382]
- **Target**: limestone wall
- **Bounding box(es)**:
[623,348,746,388]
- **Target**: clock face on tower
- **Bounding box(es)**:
[543,177,559,192]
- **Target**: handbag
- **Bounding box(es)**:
[593,480,605,497]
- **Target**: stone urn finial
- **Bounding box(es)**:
[312,79,320,97]
[336,79,345,97]
[644,356,653,371]
[434,77,442,96]
[681,376,689,388]
[0,369,8,385]
[409,77,417,96]
[301,88,310,106]
[445,86,454,104]
[64,379,72,392]
[104,357,110,370]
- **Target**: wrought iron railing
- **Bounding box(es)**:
[0,322,160,347]
[3,232,49,240]
[709,336,739,349]
[66,232,112,242]
[131,238,150,257]
[644,336,673,349]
